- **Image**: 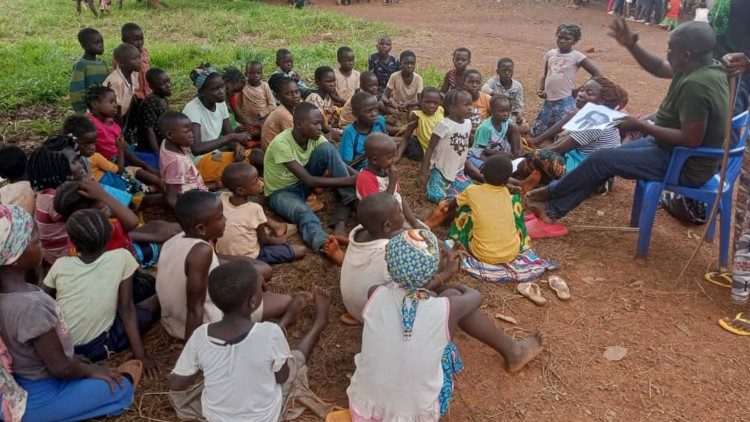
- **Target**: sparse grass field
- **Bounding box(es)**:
[0,0,442,143]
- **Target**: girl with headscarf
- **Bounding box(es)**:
[0,204,142,421]
[181,64,264,185]
[346,229,480,421]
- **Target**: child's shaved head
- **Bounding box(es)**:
[113,43,139,63]
[351,91,376,112]
[209,260,261,314]
[175,190,221,231]
[364,132,394,158]
[357,192,403,237]
[221,162,258,191]
[482,155,513,187]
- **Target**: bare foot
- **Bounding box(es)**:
[278,292,313,329]
[323,236,345,265]
[519,170,542,195]
[504,331,545,374]
[526,186,550,202]
[312,286,331,326]
[424,199,452,229]
[331,233,350,246]
[524,198,554,224]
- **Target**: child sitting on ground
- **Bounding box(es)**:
[0,146,36,214]
[441,47,471,93]
[42,208,159,377]
[156,190,291,341]
[222,66,254,135]
[27,136,86,266]
[104,43,142,123]
[462,69,492,132]
[216,162,306,264]
[262,75,302,149]
[339,71,381,127]
[133,68,172,168]
[368,35,400,100]
[399,87,444,161]
[482,57,529,134]
[158,111,208,209]
[86,85,159,177]
[69,28,107,114]
[334,46,360,103]
[238,60,276,129]
[356,133,422,229]
[272,49,311,97]
[339,92,388,169]
[420,89,479,203]
[383,51,423,118]
[346,228,544,420]
[306,66,343,140]
[532,23,601,137]
[114,23,151,100]
[167,261,330,421]
[467,95,523,169]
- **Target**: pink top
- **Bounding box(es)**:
[88,113,121,160]
[159,142,208,193]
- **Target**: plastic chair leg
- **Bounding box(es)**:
[631,181,644,227]
[636,183,662,259]
[719,194,733,267]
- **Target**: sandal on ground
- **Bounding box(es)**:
[339,312,361,326]
[704,271,732,288]
[547,275,571,300]
[306,194,325,212]
[516,282,547,306]
[526,216,568,239]
[117,359,143,389]
[718,313,750,336]
[326,409,352,422]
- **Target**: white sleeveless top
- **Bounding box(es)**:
[346,285,450,422]
[156,233,221,340]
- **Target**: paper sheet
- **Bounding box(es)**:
[562,102,626,132]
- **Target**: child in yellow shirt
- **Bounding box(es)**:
[399,87,443,161]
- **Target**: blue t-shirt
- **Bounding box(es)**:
[338,115,388,170]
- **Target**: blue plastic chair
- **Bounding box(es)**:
[630,111,749,266]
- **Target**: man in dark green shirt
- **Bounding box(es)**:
[525,20,728,222]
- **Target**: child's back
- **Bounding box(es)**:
[172,321,290,421]
[457,183,519,264]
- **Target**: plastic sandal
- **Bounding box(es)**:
[117,359,143,389]
[547,275,571,300]
[516,282,547,306]
[704,271,732,288]
[526,216,568,239]
[718,313,750,336]
[339,313,361,326]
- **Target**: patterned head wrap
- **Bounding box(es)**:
[0,204,34,267]
[385,229,441,340]
[191,65,218,90]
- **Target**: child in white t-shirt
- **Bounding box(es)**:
[167,261,330,422]
[419,89,478,204]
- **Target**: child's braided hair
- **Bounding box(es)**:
[53,181,95,219]
[556,23,582,42]
[83,85,114,112]
[62,115,97,140]
[268,74,296,96]
[66,209,112,255]
[222,66,246,86]
[27,135,78,192]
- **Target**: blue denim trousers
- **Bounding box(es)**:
[547,137,673,219]
[268,142,356,250]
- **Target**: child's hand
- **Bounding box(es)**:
[139,356,161,379]
[233,143,246,162]
[115,136,127,152]
[418,171,428,188]
[88,365,124,393]
[387,164,398,182]
[291,73,300,82]
[77,177,107,200]
[536,90,547,99]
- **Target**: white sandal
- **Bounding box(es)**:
[516,282,547,306]
[547,276,571,300]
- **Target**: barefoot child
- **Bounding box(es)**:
[441,47,471,93]
[467,95,523,169]
[0,204,140,421]
[272,49,311,97]
[532,23,601,137]
[42,209,159,377]
[69,28,107,113]
[356,133,422,229]
[368,35,400,100]
[0,146,35,214]
[155,190,291,341]
[216,162,306,264]
[339,92,388,169]
[383,51,423,118]
[346,229,544,420]
[482,57,528,133]
[262,76,302,149]
[334,46,360,103]
[157,111,209,209]
[420,89,479,203]
[167,261,330,421]
[399,87,444,161]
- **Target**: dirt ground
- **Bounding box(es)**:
[112,1,750,421]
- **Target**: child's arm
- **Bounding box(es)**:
[78,177,140,231]
[580,57,602,78]
[116,273,159,378]
[184,242,214,341]
[538,59,548,99]
[401,198,425,230]
[382,87,395,106]
[532,111,576,145]
[330,91,346,108]
[284,161,357,188]
[164,184,181,210]
[419,133,440,187]
[440,71,451,94]
[425,239,461,291]
[229,97,255,129]
[396,116,418,160]
[115,137,126,174]
[386,165,398,195]
[167,371,201,391]
[464,160,484,184]
[189,122,249,156]
[507,123,523,158]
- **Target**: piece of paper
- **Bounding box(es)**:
[562,102,626,132]
[512,157,524,172]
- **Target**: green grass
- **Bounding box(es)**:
[0,0,442,126]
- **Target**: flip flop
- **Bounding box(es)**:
[339,312,361,326]
[547,275,571,300]
[718,312,750,336]
[325,409,352,422]
[516,282,547,306]
[117,359,143,389]
[526,216,568,239]
[704,271,732,288]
